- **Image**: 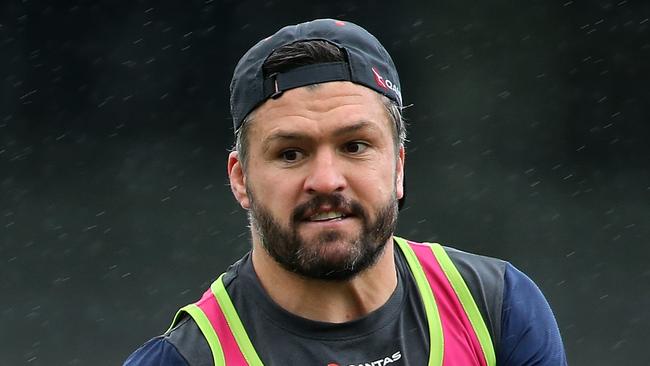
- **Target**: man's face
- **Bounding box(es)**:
[228,81,405,281]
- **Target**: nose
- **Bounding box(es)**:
[303,148,347,195]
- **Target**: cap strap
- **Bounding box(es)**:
[263,62,351,99]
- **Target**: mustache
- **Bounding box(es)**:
[291,194,367,224]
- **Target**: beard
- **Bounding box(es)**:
[248,191,399,281]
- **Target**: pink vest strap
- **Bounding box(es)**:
[409,241,487,366]
[195,288,249,365]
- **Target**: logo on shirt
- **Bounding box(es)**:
[327,350,402,366]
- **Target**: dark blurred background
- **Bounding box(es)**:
[1,0,649,365]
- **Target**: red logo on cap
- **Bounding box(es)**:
[334,20,346,26]
[371,67,402,104]
[372,67,388,89]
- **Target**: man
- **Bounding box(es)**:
[124,19,567,365]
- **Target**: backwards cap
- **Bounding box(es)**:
[229,18,402,131]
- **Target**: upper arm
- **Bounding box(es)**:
[498,263,567,366]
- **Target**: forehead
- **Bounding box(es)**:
[246,81,391,140]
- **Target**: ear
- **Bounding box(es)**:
[395,145,405,200]
[228,151,250,209]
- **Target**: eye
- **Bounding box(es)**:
[343,141,369,154]
[280,149,304,162]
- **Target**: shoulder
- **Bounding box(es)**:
[406,240,566,365]
[123,315,211,366]
[443,245,508,302]
[443,245,507,276]
[123,255,250,366]
[441,245,567,365]
[123,334,189,366]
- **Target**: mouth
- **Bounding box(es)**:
[308,211,348,222]
[292,196,362,227]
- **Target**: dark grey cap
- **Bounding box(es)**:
[229,18,402,132]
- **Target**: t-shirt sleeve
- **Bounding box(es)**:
[123,336,190,366]
[498,263,568,365]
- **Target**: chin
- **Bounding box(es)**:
[290,233,386,281]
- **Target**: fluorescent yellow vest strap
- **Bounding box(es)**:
[394,236,444,366]
[168,304,225,366]
[211,274,264,366]
[430,244,497,366]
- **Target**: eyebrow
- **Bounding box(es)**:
[262,120,379,151]
[332,120,378,137]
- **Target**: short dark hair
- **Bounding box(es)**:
[234,40,406,168]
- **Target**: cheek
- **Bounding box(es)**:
[247,169,302,213]
[350,164,395,200]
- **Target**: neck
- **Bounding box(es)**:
[250,236,398,323]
